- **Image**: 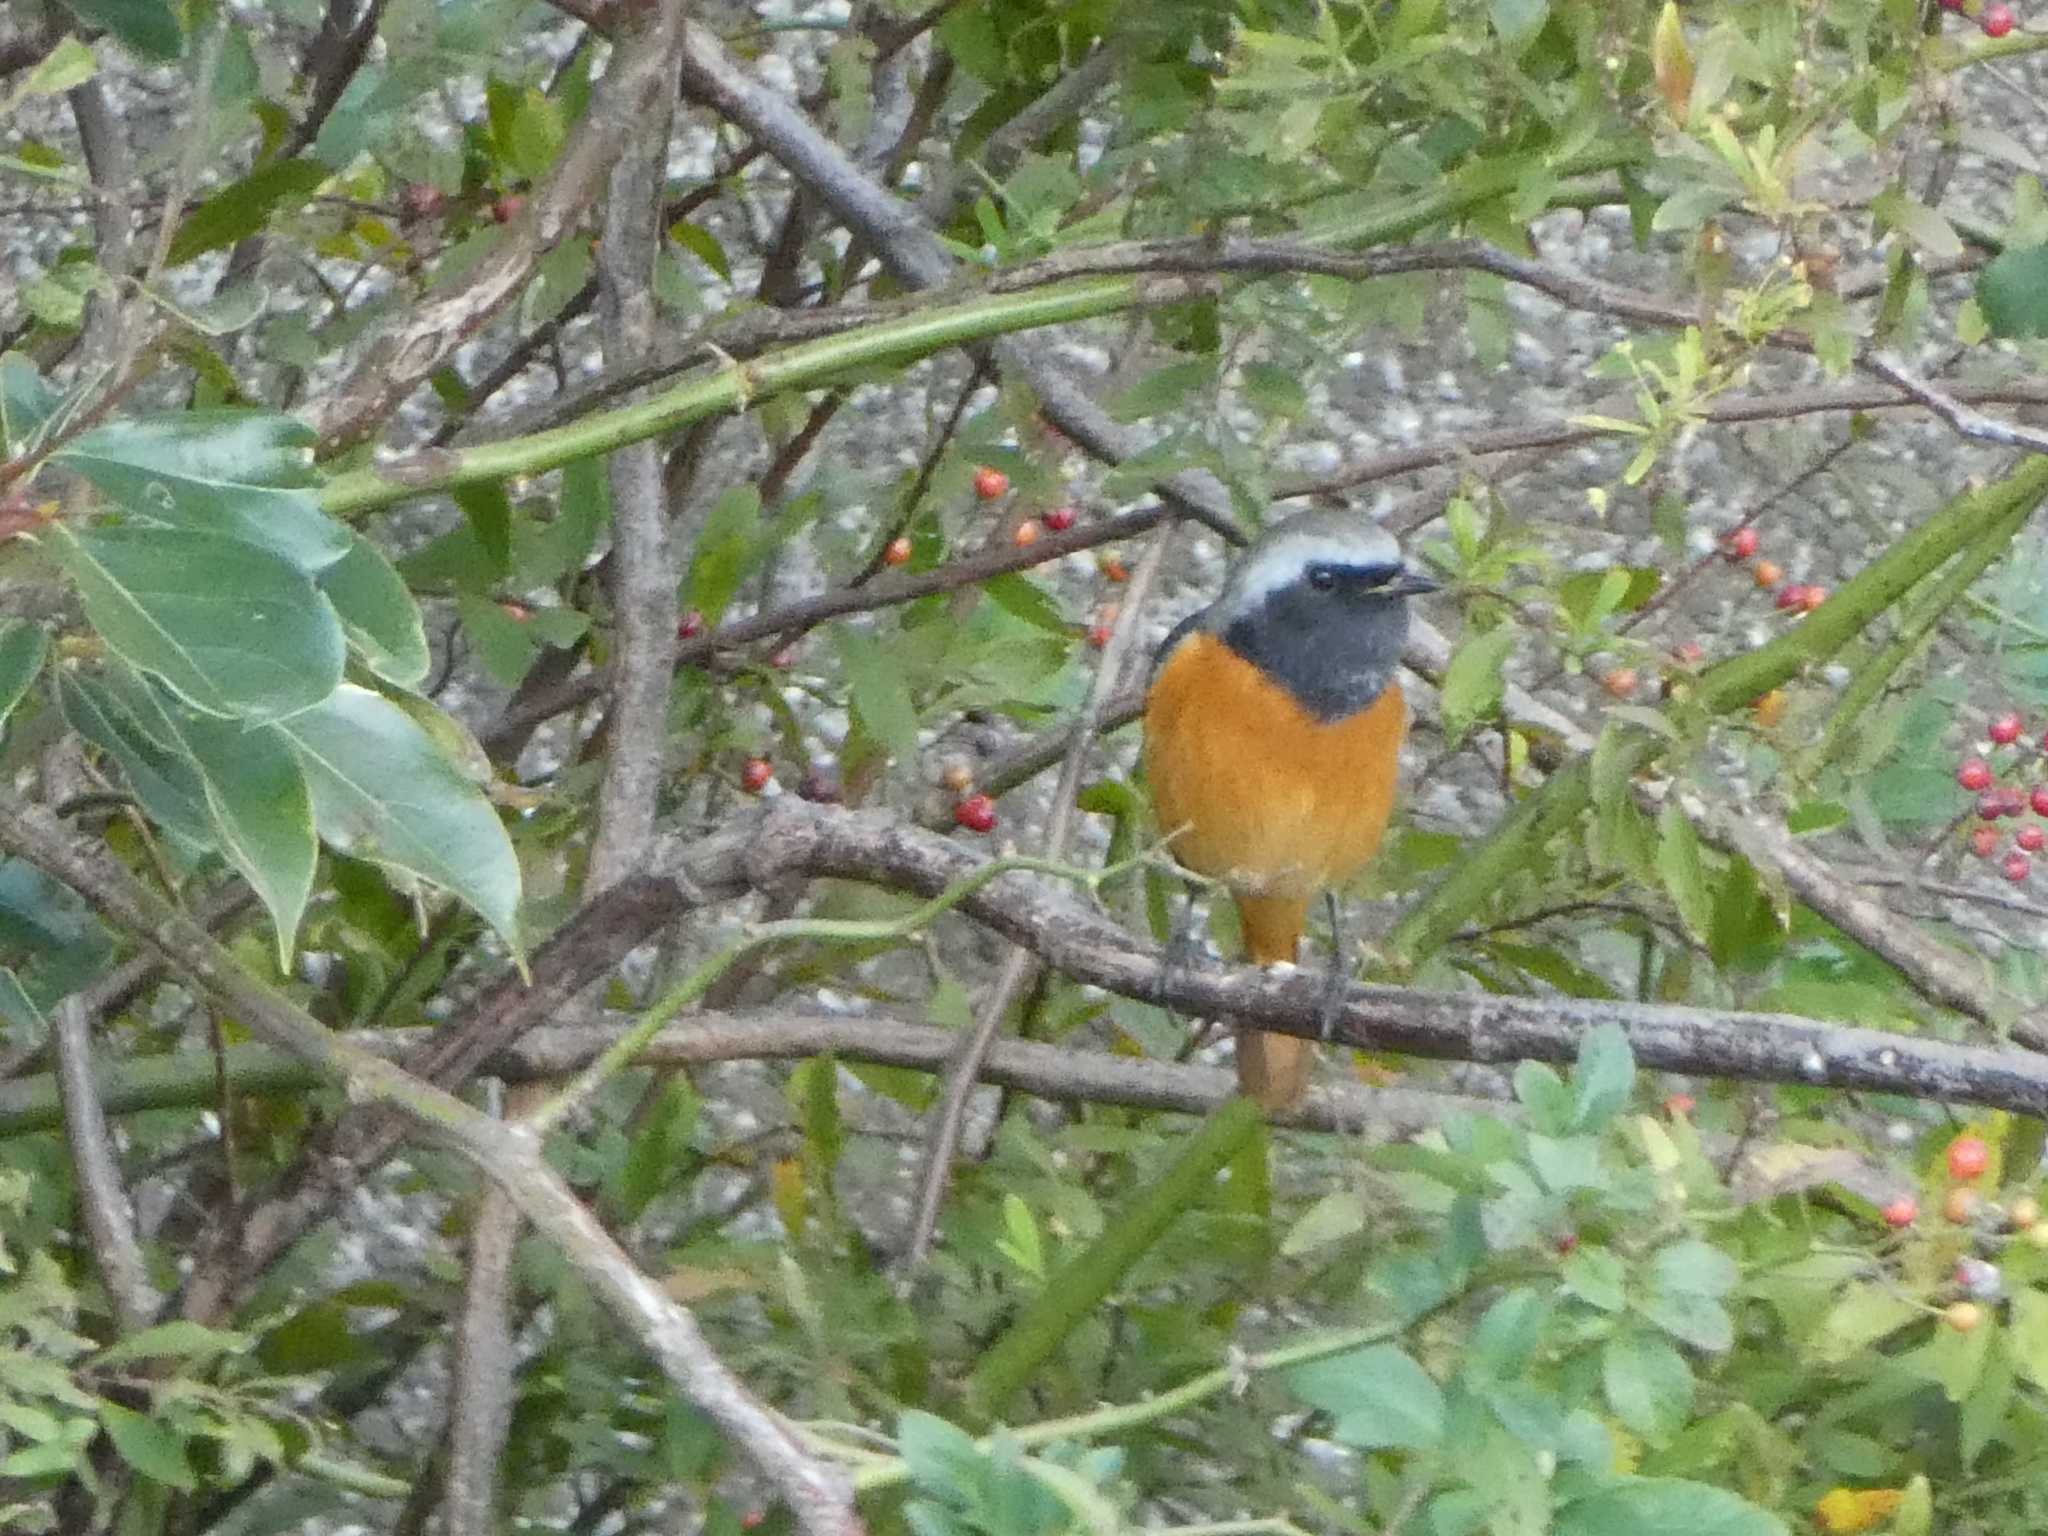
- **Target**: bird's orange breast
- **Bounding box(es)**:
[1142,632,1406,902]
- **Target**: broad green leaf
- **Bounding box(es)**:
[0,353,61,453]
[164,158,327,265]
[1977,243,2048,340]
[1,36,96,112]
[1648,1239,1739,1299]
[1602,1330,1693,1443]
[1559,1479,1787,1536]
[1287,1344,1444,1450]
[1512,1060,1574,1134]
[1873,188,1963,260]
[1441,623,1516,744]
[100,1402,196,1489]
[94,1320,248,1368]
[897,1409,984,1496]
[278,685,521,953]
[165,704,316,969]
[48,524,345,719]
[982,573,1069,635]
[0,967,45,1051]
[59,672,213,846]
[55,0,183,60]
[1492,0,1549,55]
[2010,1290,2048,1391]
[457,595,541,688]
[318,533,430,687]
[0,624,46,734]
[1655,804,1712,942]
[1561,1247,1628,1312]
[1467,1288,1551,1378]
[452,481,513,580]
[55,410,347,572]
[1571,1023,1635,1131]
[687,484,762,622]
[835,626,919,766]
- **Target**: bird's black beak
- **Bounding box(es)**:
[1385,569,1441,598]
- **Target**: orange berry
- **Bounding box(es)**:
[1752,558,1784,589]
[939,759,974,794]
[1945,1186,1981,1224]
[1751,689,1787,727]
[1012,520,1041,548]
[1945,1300,1984,1332]
[1948,1135,1990,1181]
[2011,1195,2041,1230]
[1100,553,1129,583]
[883,536,913,566]
[740,758,773,794]
[1601,668,1638,699]
[1880,1196,1917,1228]
[973,466,1009,500]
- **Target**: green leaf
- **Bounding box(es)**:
[1491,0,1549,55]
[55,410,348,572]
[55,0,183,60]
[1467,1288,1552,1379]
[1287,1344,1445,1450]
[47,523,345,719]
[0,353,62,454]
[1,36,97,111]
[164,703,317,969]
[1512,1060,1574,1135]
[982,573,1069,635]
[452,481,513,580]
[1571,1023,1635,1131]
[687,485,761,622]
[0,624,47,735]
[1558,1479,1787,1536]
[835,626,919,767]
[94,1320,248,1369]
[1977,244,2048,340]
[1561,1247,1628,1312]
[59,671,213,846]
[897,1410,985,1498]
[164,158,326,264]
[1654,805,1713,943]
[318,534,430,687]
[1441,623,1516,744]
[100,1402,196,1490]
[1601,1330,1694,1443]
[278,685,522,953]
[1648,1238,1739,1299]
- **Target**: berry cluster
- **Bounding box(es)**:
[1722,526,1825,614]
[1939,0,2021,36]
[1878,1134,2047,1333]
[1954,712,2048,879]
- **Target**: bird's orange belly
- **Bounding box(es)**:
[1142,634,1406,899]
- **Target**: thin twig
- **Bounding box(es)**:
[51,997,161,1330]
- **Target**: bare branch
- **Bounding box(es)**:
[443,1087,525,1536]
[51,997,161,1330]
[1864,352,2048,455]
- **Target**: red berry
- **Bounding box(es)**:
[1752,558,1784,589]
[1798,585,1827,612]
[2002,786,2029,818]
[973,466,1009,500]
[1043,505,1077,532]
[1774,583,1808,612]
[491,193,526,224]
[2006,851,2032,882]
[1554,1231,1579,1255]
[953,793,997,833]
[2020,826,2045,853]
[1012,520,1041,548]
[1983,2,2016,36]
[883,536,913,566]
[1991,712,2025,745]
[1881,1196,1918,1229]
[1663,1092,1696,1117]
[740,757,773,794]
[1672,640,1705,665]
[1959,757,1994,792]
[677,610,704,640]
[1979,791,2005,820]
[1723,527,1759,560]
[1601,668,1638,699]
[1086,624,1113,649]
[1972,826,2001,858]
[1950,1135,1991,1181]
[1940,0,1965,9]
[2031,785,2048,817]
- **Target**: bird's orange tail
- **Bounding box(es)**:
[1234,893,1313,1110]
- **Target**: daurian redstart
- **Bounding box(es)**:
[1143,511,1437,1110]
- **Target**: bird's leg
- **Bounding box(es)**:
[1154,885,1205,1017]
[1315,889,1351,1043]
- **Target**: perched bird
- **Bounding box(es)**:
[1142,510,1437,1109]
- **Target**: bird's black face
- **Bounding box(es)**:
[1221,561,1435,721]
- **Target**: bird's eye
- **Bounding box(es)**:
[1308,564,1338,591]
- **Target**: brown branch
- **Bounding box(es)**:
[51,996,161,1330]
[299,0,688,450]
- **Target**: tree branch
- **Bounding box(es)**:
[51,996,161,1331]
